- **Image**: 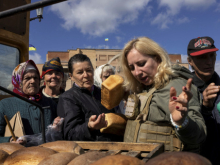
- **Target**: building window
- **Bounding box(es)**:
[108,55,116,62]
[99,55,107,61]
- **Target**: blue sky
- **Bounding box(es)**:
[29,0,220,73]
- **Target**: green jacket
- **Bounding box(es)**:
[147,65,206,152]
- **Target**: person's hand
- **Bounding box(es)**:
[202,83,220,107]
[169,78,193,125]
[53,116,61,126]
[10,137,26,145]
[88,113,107,131]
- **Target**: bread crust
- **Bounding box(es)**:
[100,113,127,136]
[67,151,109,165]
[90,155,145,165]
[0,143,24,154]
[40,141,84,155]
[4,146,57,165]
[0,149,9,164]
[38,152,78,165]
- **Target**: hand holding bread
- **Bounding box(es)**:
[88,113,107,131]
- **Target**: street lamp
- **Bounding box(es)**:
[30,8,43,22]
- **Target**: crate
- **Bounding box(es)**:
[75,141,164,163]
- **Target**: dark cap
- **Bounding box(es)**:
[41,57,64,78]
[187,36,219,56]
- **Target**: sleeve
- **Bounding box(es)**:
[174,83,207,146]
[0,102,12,143]
[149,79,206,146]
[57,95,96,141]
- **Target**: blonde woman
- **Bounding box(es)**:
[121,37,206,153]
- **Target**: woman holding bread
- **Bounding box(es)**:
[121,37,206,153]
[0,60,58,144]
[57,54,122,141]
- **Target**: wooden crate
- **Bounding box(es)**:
[75,141,164,163]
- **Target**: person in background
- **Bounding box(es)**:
[94,64,126,114]
[57,54,122,141]
[0,60,57,143]
[61,73,69,90]
[41,57,64,104]
[94,64,115,88]
[121,37,206,153]
[187,36,219,165]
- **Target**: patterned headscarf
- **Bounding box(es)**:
[12,60,42,101]
[41,57,64,78]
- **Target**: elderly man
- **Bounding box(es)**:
[187,36,219,165]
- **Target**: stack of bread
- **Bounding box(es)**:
[101,75,124,110]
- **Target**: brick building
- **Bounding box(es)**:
[37,48,189,90]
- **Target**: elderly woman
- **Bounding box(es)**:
[121,37,206,153]
[94,64,115,88]
[94,64,126,114]
[41,57,64,104]
[57,54,122,141]
[0,60,57,143]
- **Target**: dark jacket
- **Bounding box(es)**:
[0,95,57,143]
[192,72,220,165]
[57,84,123,141]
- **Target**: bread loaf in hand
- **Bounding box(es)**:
[100,113,127,136]
[101,75,124,110]
[0,149,9,165]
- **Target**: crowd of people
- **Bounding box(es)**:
[0,36,219,164]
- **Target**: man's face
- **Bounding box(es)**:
[188,52,216,81]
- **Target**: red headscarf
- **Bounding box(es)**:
[12,60,42,101]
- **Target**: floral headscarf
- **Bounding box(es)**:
[12,60,42,101]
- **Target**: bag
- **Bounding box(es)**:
[17,118,64,147]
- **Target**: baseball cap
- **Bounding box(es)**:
[187,36,219,56]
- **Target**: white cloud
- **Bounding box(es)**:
[29,53,43,64]
[177,17,190,24]
[215,3,220,12]
[116,36,122,43]
[152,0,216,28]
[151,13,173,29]
[97,45,110,49]
[49,0,150,36]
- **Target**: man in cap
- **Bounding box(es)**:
[187,36,219,165]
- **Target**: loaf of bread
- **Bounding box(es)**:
[4,146,57,165]
[0,143,24,154]
[38,152,78,165]
[0,149,9,165]
[90,155,145,165]
[100,113,127,136]
[146,152,211,165]
[101,75,124,110]
[40,141,84,155]
[67,151,109,165]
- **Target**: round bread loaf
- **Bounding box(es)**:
[38,152,78,165]
[0,143,24,154]
[40,141,84,155]
[4,146,57,165]
[0,149,9,164]
[146,152,212,165]
[67,151,109,165]
[90,155,145,165]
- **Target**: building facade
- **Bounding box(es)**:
[37,48,189,90]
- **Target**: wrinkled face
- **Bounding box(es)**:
[71,61,94,91]
[127,48,160,86]
[44,70,62,89]
[22,70,40,95]
[101,69,114,82]
[188,52,216,81]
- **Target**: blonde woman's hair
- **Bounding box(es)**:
[120,37,176,93]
